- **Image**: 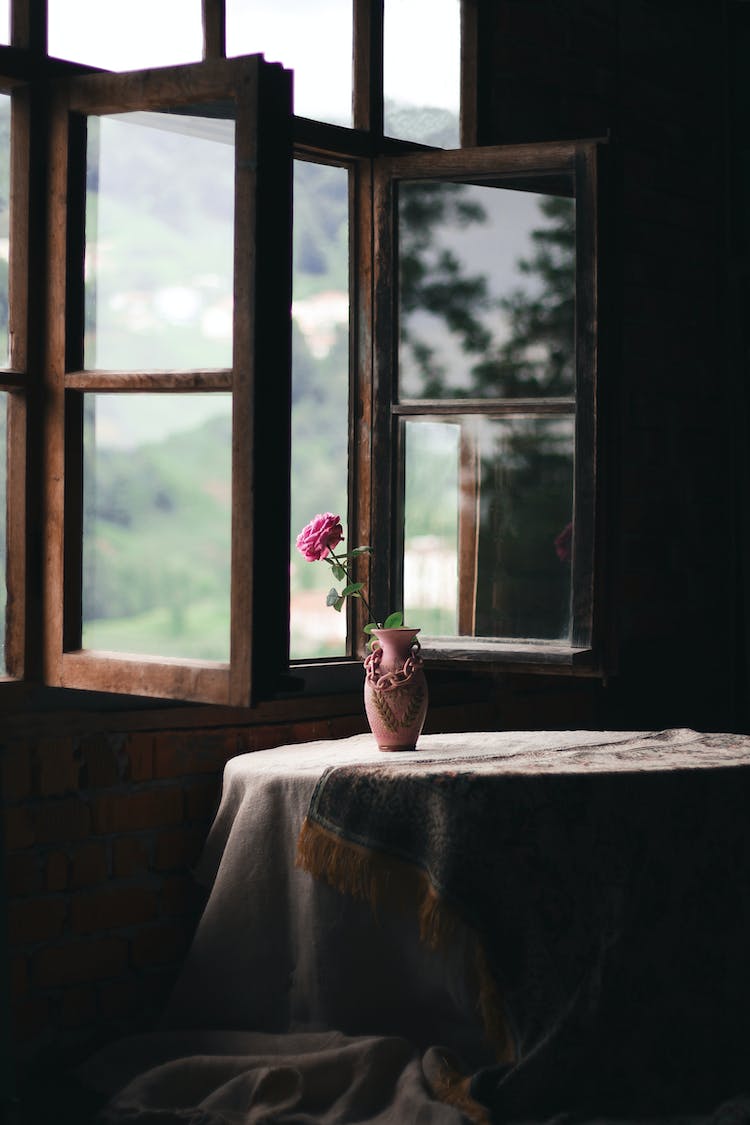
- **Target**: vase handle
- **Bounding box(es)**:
[364,636,422,693]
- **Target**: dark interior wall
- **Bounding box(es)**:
[0,0,741,1088]
[478,0,735,732]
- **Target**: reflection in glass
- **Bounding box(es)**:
[398,182,576,399]
[290,160,349,660]
[49,0,202,70]
[0,1,7,47]
[0,93,9,368]
[403,421,459,635]
[82,394,232,661]
[0,394,6,673]
[85,111,235,371]
[403,414,574,642]
[226,0,352,126]
[384,0,460,147]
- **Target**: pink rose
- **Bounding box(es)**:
[296,513,344,561]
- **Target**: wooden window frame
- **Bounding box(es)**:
[0,81,28,690]
[41,55,292,706]
[362,140,603,673]
[0,1,608,710]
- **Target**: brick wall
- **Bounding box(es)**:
[1,713,369,1072]
[1,680,498,1076]
[479,0,734,731]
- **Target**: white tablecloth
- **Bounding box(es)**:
[79,730,750,1123]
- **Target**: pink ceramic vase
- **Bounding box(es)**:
[363,627,428,751]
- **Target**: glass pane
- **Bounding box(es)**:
[403,421,459,636]
[402,414,574,642]
[384,0,460,147]
[226,0,352,126]
[82,394,232,661]
[290,160,350,660]
[0,0,8,45]
[0,394,6,674]
[398,182,576,399]
[49,0,202,70]
[0,93,9,368]
[85,110,235,371]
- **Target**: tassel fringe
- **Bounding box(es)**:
[429,1053,492,1124]
[296,817,517,1067]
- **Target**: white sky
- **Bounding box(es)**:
[0,1,461,445]
[0,0,459,124]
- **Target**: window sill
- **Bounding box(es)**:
[420,638,600,675]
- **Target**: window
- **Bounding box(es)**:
[0,0,604,709]
[368,144,601,668]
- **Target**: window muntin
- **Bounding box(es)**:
[48,0,202,70]
[290,158,350,660]
[85,111,235,372]
[226,0,353,126]
[82,393,232,660]
[383,0,460,147]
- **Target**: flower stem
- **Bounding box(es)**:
[326,550,379,627]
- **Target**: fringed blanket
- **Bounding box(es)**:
[296,729,750,1121]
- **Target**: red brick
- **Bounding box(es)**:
[140,967,177,1009]
[46,850,69,892]
[35,740,82,797]
[153,730,237,779]
[59,986,97,1028]
[4,807,35,851]
[79,735,119,788]
[93,788,182,834]
[131,923,189,968]
[8,897,67,946]
[97,974,146,1019]
[2,744,32,801]
[245,726,285,753]
[154,827,206,872]
[183,780,219,821]
[71,887,158,935]
[113,836,151,879]
[5,853,43,896]
[160,875,204,919]
[33,936,128,986]
[34,798,91,844]
[121,734,155,782]
[70,841,108,888]
[12,995,50,1042]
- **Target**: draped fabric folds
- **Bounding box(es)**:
[295,730,750,1121]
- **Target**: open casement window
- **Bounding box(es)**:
[368,140,601,671]
[43,56,293,705]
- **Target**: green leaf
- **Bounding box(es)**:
[349,546,373,557]
[331,563,346,581]
[341,582,364,596]
[363,621,377,634]
[383,611,404,628]
[326,587,340,607]
[333,597,345,612]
